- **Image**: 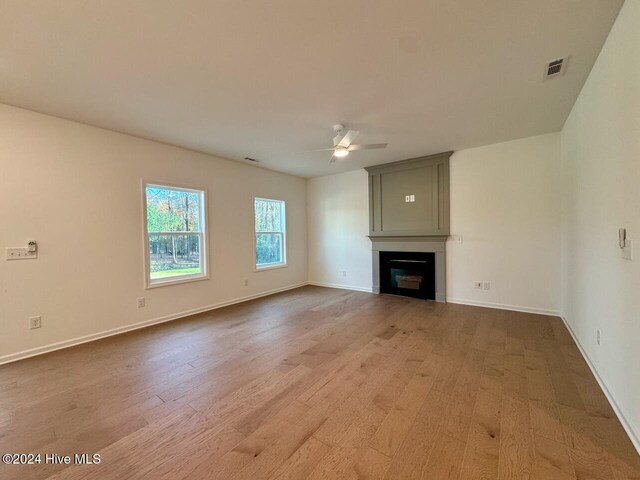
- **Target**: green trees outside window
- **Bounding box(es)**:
[254,198,286,268]
[145,184,206,284]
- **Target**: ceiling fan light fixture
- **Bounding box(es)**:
[333,148,349,158]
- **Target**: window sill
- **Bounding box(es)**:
[146,274,210,289]
[254,263,288,272]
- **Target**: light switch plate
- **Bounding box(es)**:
[6,247,37,260]
[622,239,633,260]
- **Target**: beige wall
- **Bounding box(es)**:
[448,133,561,313]
[561,0,640,448]
[307,169,372,291]
[307,133,562,314]
[0,104,307,362]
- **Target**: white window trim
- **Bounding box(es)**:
[142,180,210,289]
[253,197,287,272]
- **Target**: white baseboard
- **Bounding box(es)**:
[560,315,640,455]
[0,282,308,366]
[307,281,373,293]
[446,297,561,316]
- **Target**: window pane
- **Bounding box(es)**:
[254,198,282,233]
[256,233,282,266]
[146,186,201,233]
[149,233,202,280]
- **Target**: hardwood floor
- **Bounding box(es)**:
[0,286,638,479]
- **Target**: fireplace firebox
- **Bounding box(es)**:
[379,251,435,300]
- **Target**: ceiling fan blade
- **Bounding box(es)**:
[347,143,388,151]
[308,147,336,152]
[329,154,336,164]
[338,130,360,148]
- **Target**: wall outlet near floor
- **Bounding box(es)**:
[342,270,347,277]
[596,329,601,346]
[29,316,42,329]
[474,281,491,290]
[244,279,249,286]
[137,297,146,308]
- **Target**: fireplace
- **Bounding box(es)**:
[371,237,446,301]
[365,152,452,302]
[380,251,435,300]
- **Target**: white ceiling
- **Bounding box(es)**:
[0,0,624,177]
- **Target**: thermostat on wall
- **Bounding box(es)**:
[5,240,38,260]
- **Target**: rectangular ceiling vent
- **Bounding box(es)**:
[544,57,569,79]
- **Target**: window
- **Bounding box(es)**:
[144,183,208,287]
[254,197,286,269]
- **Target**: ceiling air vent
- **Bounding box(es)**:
[544,57,569,79]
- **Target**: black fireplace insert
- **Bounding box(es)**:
[379,251,435,300]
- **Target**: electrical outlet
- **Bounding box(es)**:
[596,329,601,346]
[29,316,42,329]
[342,271,347,277]
[244,279,249,286]
[473,281,483,289]
[483,282,491,290]
[137,297,145,308]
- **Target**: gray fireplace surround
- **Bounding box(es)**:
[365,152,452,302]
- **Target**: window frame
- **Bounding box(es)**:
[253,197,287,271]
[142,180,210,289]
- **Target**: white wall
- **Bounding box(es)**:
[447,133,561,313]
[307,169,372,291]
[0,104,307,362]
[561,0,640,448]
[307,134,562,314]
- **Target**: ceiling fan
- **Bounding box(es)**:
[313,124,388,163]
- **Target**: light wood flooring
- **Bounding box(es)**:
[0,286,638,479]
